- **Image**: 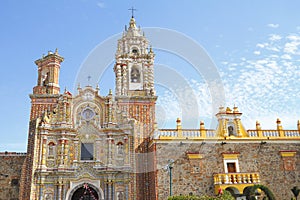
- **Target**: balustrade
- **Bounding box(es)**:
[214,172,260,185]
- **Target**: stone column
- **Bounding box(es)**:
[64,139,69,166]
[106,180,112,200]
[108,97,113,123]
[38,177,44,200]
[144,65,149,92]
[124,136,129,165]
[41,137,47,168]
[148,65,154,93]
[73,139,79,167]
[63,99,67,122]
[58,138,65,168]
[125,182,129,200]
[122,65,127,95]
[116,64,122,95]
[108,137,113,166]
[235,119,242,137]
[57,179,63,200]
[223,119,228,137]
[95,139,101,167]
[111,182,114,200]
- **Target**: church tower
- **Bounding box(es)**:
[114,16,157,199]
[114,16,156,133]
[33,49,63,95]
[19,50,64,200]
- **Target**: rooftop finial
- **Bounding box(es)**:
[149,45,153,53]
[87,75,91,86]
[128,6,137,18]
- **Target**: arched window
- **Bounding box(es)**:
[42,71,50,86]
[228,126,234,136]
[227,121,236,136]
[132,48,139,54]
[48,142,55,157]
[131,66,140,83]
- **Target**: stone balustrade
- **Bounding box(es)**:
[248,130,300,138]
[283,130,300,137]
[155,129,300,139]
[262,130,279,137]
[214,172,260,185]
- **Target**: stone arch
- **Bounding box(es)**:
[130,46,140,54]
[47,141,56,157]
[225,186,240,196]
[66,181,104,200]
[244,184,276,200]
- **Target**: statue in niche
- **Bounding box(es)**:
[117,142,124,155]
[42,72,50,86]
[117,192,124,200]
[131,67,140,83]
[45,194,52,200]
[228,126,234,136]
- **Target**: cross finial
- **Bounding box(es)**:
[128,6,137,18]
[87,75,91,85]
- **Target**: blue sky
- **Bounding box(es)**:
[1,0,300,151]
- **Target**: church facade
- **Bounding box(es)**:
[0,16,299,200]
[18,17,156,200]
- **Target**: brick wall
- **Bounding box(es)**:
[0,152,26,200]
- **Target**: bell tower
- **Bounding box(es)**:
[33,49,63,95]
[115,17,155,97]
[114,16,157,200]
[114,16,157,131]
[19,49,63,200]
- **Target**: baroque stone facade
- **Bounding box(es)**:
[17,17,156,200]
[1,16,299,200]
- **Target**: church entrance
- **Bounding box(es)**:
[71,183,99,200]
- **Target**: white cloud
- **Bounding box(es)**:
[156,30,300,130]
[267,23,279,28]
[266,46,280,52]
[269,34,282,41]
[284,41,300,54]
[218,32,300,129]
[287,35,300,41]
[281,54,292,60]
[256,43,265,48]
[253,51,260,55]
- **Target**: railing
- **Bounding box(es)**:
[248,130,258,137]
[156,129,216,138]
[157,130,178,137]
[156,129,300,139]
[262,130,279,137]
[0,152,27,156]
[182,130,201,137]
[214,172,260,185]
[284,130,300,137]
[206,130,217,137]
[248,130,300,138]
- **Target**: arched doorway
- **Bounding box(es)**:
[71,183,100,200]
